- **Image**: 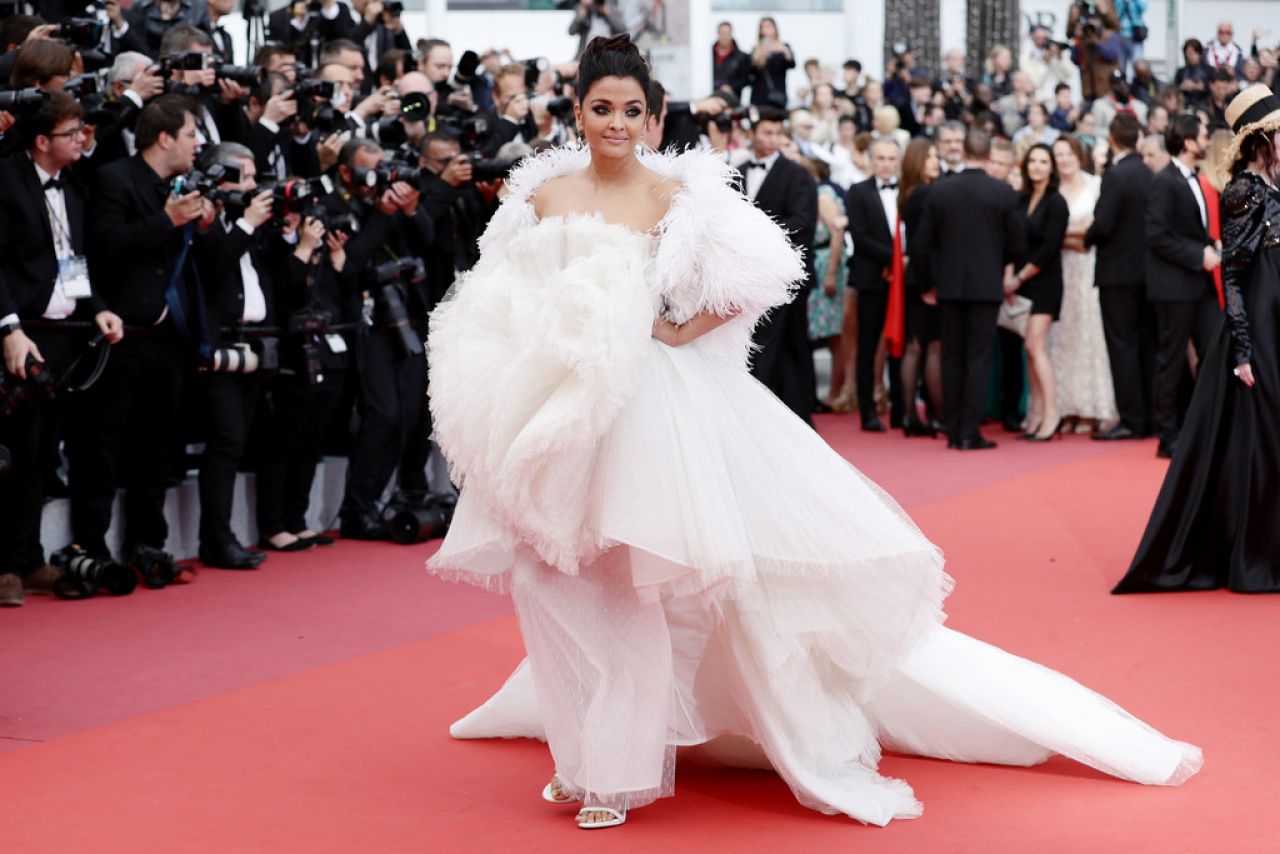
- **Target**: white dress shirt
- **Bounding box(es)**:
[33,161,77,320]
[229,218,268,323]
[1173,158,1208,230]
[744,151,780,201]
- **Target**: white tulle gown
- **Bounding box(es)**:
[426,146,1201,826]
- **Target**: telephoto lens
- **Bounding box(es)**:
[389,494,457,544]
[51,545,137,599]
[132,544,184,589]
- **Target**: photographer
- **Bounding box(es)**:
[190,142,276,569]
[156,24,248,148]
[317,138,435,539]
[267,0,361,68]
[481,62,536,157]
[351,1,412,85]
[245,71,318,180]
[69,94,209,563]
[569,0,626,60]
[1068,0,1124,103]
[0,92,124,607]
[111,0,212,57]
[92,51,165,163]
[255,200,354,552]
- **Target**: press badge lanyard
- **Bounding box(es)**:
[44,189,92,300]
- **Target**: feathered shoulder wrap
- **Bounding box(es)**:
[473,144,807,366]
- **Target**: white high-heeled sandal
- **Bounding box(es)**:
[576,805,627,829]
[541,776,578,805]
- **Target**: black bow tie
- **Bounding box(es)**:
[42,177,64,191]
[745,160,768,170]
[878,181,898,191]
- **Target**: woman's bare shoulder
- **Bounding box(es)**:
[530,169,589,217]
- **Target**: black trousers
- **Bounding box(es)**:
[750,290,815,426]
[397,336,433,501]
[940,300,1000,442]
[340,328,425,519]
[1152,297,1219,444]
[997,327,1025,424]
[67,329,186,559]
[854,288,903,425]
[0,329,74,575]
[257,369,344,536]
[1099,284,1157,434]
[197,372,261,549]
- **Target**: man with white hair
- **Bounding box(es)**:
[1204,21,1245,78]
[995,70,1037,136]
[1139,132,1170,172]
[95,51,164,162]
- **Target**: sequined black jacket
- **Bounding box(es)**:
[1221,171,1280,366]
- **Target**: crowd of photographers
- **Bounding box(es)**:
[0,2,592,605]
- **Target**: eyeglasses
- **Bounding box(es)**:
[46,123,86,139]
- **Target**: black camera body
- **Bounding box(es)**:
[56,17,105,48]
[288,306,332,386]
[51,545,137,599]
[161,50,216,74]
[0,87,49,117]
[171,163,231,198]
[216,62,262,88]
[132,544,184,589]
[205,338,280,376]
[0,355,56,418]
[389,493,457,544]
[368,259,425,358]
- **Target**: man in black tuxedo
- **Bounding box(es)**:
[1145,113,1222,458]
[740,107,818,425]
[480,63,540,158]
[320,138,436,540]
[190,142,277,569]
[69,94,211,562]
[1086,113,1157,440]
[917,128,1025,449]
[157,25,250,150]
[846,138,904,431]
[0,93,124,606]
[206,0,236,63]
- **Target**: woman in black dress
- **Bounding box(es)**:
[1115,85,1280,593]
[748,17,795,108]
[1010,143,1070,441]
[899,138,943,437]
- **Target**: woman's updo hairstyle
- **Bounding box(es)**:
[576,35,653,112]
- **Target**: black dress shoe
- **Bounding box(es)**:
[860,417,887,433]
[340,513,392,541]
[1001,417,1024,433]
[953,436,998,450]
[812,399,833,414]
[200,541,266,570]
[1156,441,1176,459]
[902,419,938,438]
[1092,425,1140,441]
[297,533,336,547]
[258,536,312,552]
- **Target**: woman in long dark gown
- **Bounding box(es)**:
[898,138,943,437]
[1115,84,1280,593]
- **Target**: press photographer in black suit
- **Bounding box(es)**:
[189,142,277,569]
[917,128,1025,449]
[740,107,818,424]
[318,138,435,539]
[846,138,906,432]
[255,205,355,553]
[1145,113,1221,458]
[0,93,124,607]
[1085,113,1156,440]
[69,94,210,562]
[268,0,361,67]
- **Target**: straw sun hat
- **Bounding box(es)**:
[1225,83,1280,165]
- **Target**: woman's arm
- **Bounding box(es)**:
[818,192,845,296]
[652,308,741,346]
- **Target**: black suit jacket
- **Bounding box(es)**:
[268,5,360,64]
[1085,153,1152,288]
[738,156,818,276]
[193,219,275,348]
[1144,162,1216,302]
[88,155,187,326]
[0,156,106,321]
[846,177,896,294]
[916,168,1025,302]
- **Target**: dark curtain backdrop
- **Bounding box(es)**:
[966,0,1020,82]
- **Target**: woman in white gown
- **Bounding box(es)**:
[426,36,1201,830]
[1051,136,1119,430]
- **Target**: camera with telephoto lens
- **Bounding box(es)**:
[171,163,232,198]
[131,544,184,589]
[56,17,105,48]
[389,493,456,544]
[368,259,425,357]
[0,355,56,418]
[63,70,108,98]
[1073,0,1103,38]
[51,545,137,599]
[373,160,423,189]
[215,61,262,88]
[205,339,280,375]
[161,50,216,74]
[0,87,49,116]
[288,306,331,386]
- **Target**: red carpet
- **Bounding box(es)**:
[3,418,1274,852]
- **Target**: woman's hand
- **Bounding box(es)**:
[822,271,837,297]
[1235,363,1257,388]
[652,317,682,346]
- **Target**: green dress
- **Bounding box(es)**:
[808,184,848,341]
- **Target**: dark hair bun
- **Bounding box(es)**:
[576,34,654,111]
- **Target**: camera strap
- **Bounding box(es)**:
[162,222,212,361]
[59,332,110,394]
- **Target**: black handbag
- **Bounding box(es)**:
[1131,24,1148,44]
